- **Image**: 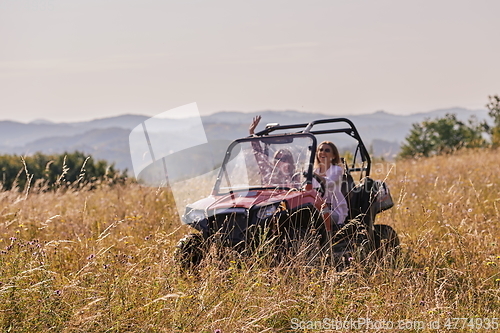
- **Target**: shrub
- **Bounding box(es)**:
[0,151,125,191]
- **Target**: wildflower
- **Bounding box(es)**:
[54,290,62,296]
[87,254,95,260]
[9,237,16,241]
[467,208,473,213]
[486,261,496,267]
[420,300,425,306]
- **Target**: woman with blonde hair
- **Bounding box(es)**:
[313,141,348,226]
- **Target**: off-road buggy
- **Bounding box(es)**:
[175,118,399,269]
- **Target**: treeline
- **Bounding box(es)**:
[0,151,126,191]
[400,95,500,158]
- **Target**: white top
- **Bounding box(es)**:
[312,165,348,224]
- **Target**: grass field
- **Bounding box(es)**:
[0,149,499,332]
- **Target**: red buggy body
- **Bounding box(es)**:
[176,118,399,268]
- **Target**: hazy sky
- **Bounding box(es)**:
[1,0,499,123]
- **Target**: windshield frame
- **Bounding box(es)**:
[212,133,317,195]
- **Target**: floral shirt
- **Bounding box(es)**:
[251,141,293,186]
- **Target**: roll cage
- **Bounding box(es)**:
[253,118,372,177]
[211,118,371,196]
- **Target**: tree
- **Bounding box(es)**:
[486,94,500,147]
[0,151,125,191]
[399,113,487,158]
[399,122,434,158]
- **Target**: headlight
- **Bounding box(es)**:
[183,209,206,224]
[256,202,286,219]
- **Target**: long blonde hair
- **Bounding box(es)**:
[314,141,341,169]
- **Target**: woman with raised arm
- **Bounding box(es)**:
[249,116,297,187]
[313,141,348,226]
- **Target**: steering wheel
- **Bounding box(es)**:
[312,173,326,196]
[291,171,303,182]
[289,171,305,189]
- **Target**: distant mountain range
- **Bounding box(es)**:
[0,107,490,173]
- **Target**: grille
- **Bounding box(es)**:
[210,208,249,246]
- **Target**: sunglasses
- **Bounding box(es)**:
[318,148,331,153]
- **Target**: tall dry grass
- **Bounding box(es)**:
[0,149,499,332]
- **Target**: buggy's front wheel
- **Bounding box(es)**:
[174,233,205,271]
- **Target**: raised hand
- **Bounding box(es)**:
[249,115,262,135]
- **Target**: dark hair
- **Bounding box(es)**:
[274,149,295,174]
[314,141,340,168]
